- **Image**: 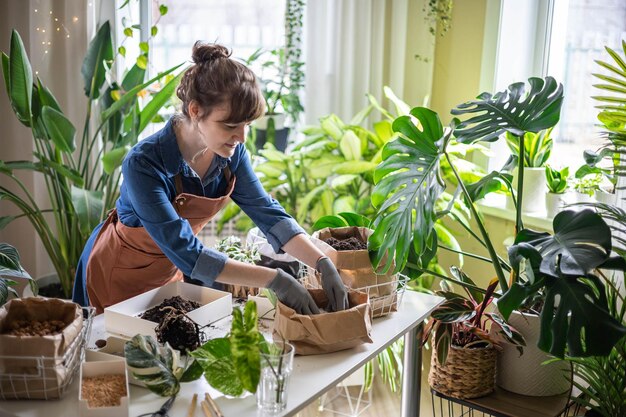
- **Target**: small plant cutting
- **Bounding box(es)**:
[545,165,569,194]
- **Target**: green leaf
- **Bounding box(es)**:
[124,335,182,397]
[1,52,9,96]
[339,130,362,160]
[118,46,126,57]
[333,161,378,175]
[308,155,344,179]
[431,298,476,322]
[513,209,613,277]
[338,212,371,227]
[331,174,357,191]
[192,338,244,397]
[230,303,261,393]
[384,86,411,116]
[71,186,104,237]
[82,21,113,99]
[312,215,349,231]
[0,216,17,231]
[102,146,130,175]
[151,26,158,37]
[123,27,133,37]
[370,107,448,274]
[539,274,626,358]
[138,70,183,133]
[139,42,149,53]
[452,77,564,143]
[159,4,168,15]
[320,114,344,141]
[9,30,33,125]
[465,171,511,201]
[180,359,203,383]
[297,185,325,224]
[41,106,76,153]
[0,243,31,279]
[37,79,62,112]
[136,55,148,70]
[332,197,356,215]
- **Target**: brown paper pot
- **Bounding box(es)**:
[273,289,373,355]
[0,298,83,399]
[311,227,397,298]
[429,342,497,400]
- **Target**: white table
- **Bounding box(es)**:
[0,291,442,417]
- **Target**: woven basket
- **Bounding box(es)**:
[429,341,497,399]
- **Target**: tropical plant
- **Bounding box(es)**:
[572,172,603,196]
[505,127,553,168]
[563,278,626,417]
[0,243,34,306]
[0,15,183,297]
[215,236,260,264]
[545,165,569,194]
[423,276,525,365]
[497,209,626,358]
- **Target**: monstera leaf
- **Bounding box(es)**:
[539,273,626,358]
[370,107,451,274]
[451,77,564,143]
[513,209,614,277]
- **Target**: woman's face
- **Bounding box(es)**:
[192,104,250,158]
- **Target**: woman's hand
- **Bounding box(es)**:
[267,269,320,315]
[316,257,348,312]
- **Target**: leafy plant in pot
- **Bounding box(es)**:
[0,243,35,306]
[424,276,525,399]
[544,165,569,218]
[367,77,624,396]
[504,127,554,214]
[0,20,182,297]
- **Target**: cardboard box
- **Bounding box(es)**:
[104,281,232,339]
[85,337,144,387]
[79,360,129,417]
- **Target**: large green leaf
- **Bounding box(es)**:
[9,30,33,126]
[512,209,612,277]
[121,64,146,91]
[2,52,10,98]
[0,243,31,279]
[370,107,449,273]
[138,71,183,133]
[539,273,626,357]
[37,79,62,112]
[192,338,244,397]
[230,302,262,393]
[71,186,104,237]
[102,146,130,175]
[452,77,564,143]
[339,130,361,160]
[41,106,76,153]
[465,171,512,201]
[81,21,113,99]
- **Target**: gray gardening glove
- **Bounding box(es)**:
[267,268,320,315]
[316,257,349,312]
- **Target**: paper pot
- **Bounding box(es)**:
[496,311,571,396]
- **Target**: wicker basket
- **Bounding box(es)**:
[428,341,497,400]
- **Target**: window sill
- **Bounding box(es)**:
[477,194,553,231]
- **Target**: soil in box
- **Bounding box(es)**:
[139,296,204,353]
[323,236,367,251]
[82,374,127,407]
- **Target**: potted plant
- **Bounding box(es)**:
[424,276,525,399]
[505,127,554,214]
[0,10,182,297]
[0,243,34,306]
[572,172,602,204]
[544,165,569,217]
[368,77,626,396]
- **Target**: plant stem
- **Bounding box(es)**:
[515,134,525,235]
[406,263,490,295]
[444,152,509,291]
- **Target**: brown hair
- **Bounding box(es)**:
[176,41,265,123]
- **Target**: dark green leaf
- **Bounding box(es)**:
[37,79,62,112]
[151,26,158,37]
[136,55,148,70]
[431,298,475,323]
[180,359,203,382]
[0,243,31,279]
[450,266,483,303]
[1,52,9,96]
[465,171,511,201]
[452,77,563,143]
[9,30,33,125]
[434,323,452,365]
[82,21,113,99]
[370,107,449,274]
[41,106,76,153]
[71,186,104,237]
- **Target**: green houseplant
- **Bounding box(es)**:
[0,243,34,306]
[0,20,183,297]
[544,165,569,217]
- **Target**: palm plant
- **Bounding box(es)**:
[0,22,183,297]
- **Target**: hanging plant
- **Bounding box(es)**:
[424,0,454,37]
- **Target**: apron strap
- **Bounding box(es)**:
[174,174,184,195]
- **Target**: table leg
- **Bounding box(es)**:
[401,323,423,417]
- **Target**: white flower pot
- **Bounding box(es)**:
[545,193,567,218]
[511,168,548,214]
[496,311,571,396]
[594,189,616,206]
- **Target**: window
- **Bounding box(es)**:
[489,0,626,172]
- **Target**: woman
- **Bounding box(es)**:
[72,42,347,315]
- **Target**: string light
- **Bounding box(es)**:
[72,16,78,23]
[34,8,38,12]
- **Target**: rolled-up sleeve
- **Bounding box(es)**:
[230,146,305,253]
[122,155,227,286]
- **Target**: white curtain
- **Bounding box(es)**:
[303,0,425,125]
[0,0,92,277]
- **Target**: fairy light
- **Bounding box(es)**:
[72,16,78,23]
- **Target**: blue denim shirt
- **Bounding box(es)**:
[72,118,304,305]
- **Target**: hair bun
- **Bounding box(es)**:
[192,42,231,64]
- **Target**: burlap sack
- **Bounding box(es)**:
[311,227,398,298]
[0,298,83,399]
[273,289,373,355]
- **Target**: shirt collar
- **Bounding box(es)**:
[159,117,231,178]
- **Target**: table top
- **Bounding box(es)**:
[0,291,442,417]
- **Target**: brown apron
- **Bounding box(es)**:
[86,168,236,314]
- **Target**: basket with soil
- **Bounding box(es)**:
[0,297,86,399]
[310,226,400,317]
